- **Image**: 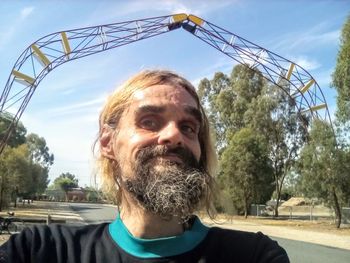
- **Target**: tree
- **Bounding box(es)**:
[198,65,268,151]
[84,186,102,202]
[267,85,307,216]
[297,120,350,228]
[26,133,54,168]
[198,65,274,214]
[332,15,350,123]
[0,113,27,148]
[25,134,53,197]
[0,145,31,210]
[0,117,54,207]
[53,173,79,200]
[198,63,311,217]
[221,128,274,217]
[198,72,231,151]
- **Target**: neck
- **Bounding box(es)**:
[119,197,184,239]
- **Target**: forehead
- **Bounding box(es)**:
[131,84,198,109]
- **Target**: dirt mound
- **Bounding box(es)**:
[281,197,306,207]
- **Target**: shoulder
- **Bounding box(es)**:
[0,223,109,263]
[203,227,289,263]
[208,226,269,243]
[21,223,108,242]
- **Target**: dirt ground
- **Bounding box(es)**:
[0,234,10,245]
[215,214,350,236]
[200,213,350,250]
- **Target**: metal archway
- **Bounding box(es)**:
[0,13,333,153]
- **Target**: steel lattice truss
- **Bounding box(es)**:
[0,14,333,153]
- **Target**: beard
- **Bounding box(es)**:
[122,145,210,221]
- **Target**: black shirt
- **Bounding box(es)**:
[0,217,289,263]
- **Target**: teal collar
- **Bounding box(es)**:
[108,215,209,258]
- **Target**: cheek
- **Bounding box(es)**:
[129,132,143,144]
[127,131,157,157]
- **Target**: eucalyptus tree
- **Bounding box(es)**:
[198,65,274,214]
[297,120,349,228]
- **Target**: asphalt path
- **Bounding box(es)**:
[274,237,350,263]
[69,203,350,263]
[69,202,117,224]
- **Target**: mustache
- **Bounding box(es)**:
[136,145,200,169]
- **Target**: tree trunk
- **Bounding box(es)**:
[13,187,18,208]
[0,178,3,212]
[332,187,342,228]
[244,198,248,219]
[274,182,280,217]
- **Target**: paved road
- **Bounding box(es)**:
[274,237,350,263]
[69,202,117,224]
[69,203,350,263]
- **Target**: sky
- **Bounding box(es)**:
[0,0,349,187]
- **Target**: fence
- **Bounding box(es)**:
[251,204,350,224]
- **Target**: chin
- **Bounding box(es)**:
[153,162,170,172]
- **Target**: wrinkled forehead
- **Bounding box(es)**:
[131,84,199,108]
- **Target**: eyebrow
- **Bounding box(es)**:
[135,105,166,115]
[184,105,202,123]
[135,105,202,123]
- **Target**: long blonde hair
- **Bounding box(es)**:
[95,70,217,216]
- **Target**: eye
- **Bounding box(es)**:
[139,116,160,130]
[180,122,199,137]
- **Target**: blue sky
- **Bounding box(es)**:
[0,0,349,187]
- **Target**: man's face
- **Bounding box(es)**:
[113,84,202,178]
[109,84,208,219]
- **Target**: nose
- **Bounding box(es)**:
[157,122,184,147]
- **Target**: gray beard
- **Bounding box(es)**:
[124,145,209,220]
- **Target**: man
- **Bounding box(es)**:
[0,70,289,262]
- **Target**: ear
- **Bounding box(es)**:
[100,124,117,160]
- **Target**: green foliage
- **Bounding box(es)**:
[198,72,231,150]
[0,115,54,209]
[198,64,307,216]
[198,65,267,151]
[297,120,350,227]
[0,145,31,208]
[0,112,26,148]
[267,85,307,216]
[332,15,350,123]
[221,128,274,216]
[199,65,278,215]
[84,186,102,202]
[26,133,54,168]
[53,172,79,195]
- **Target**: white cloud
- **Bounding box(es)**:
[190,57,236,87]
[61,89,76,96]
[48,96,106,116]
[272,28,340,53]
[0,7,35,50]
[293,56,321,71]
[43,57,115,92]
[20,7,35,19]
[87,0,238,25]
[296,30,339,50]
[143,0,237,16]
[313,68,333,89]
